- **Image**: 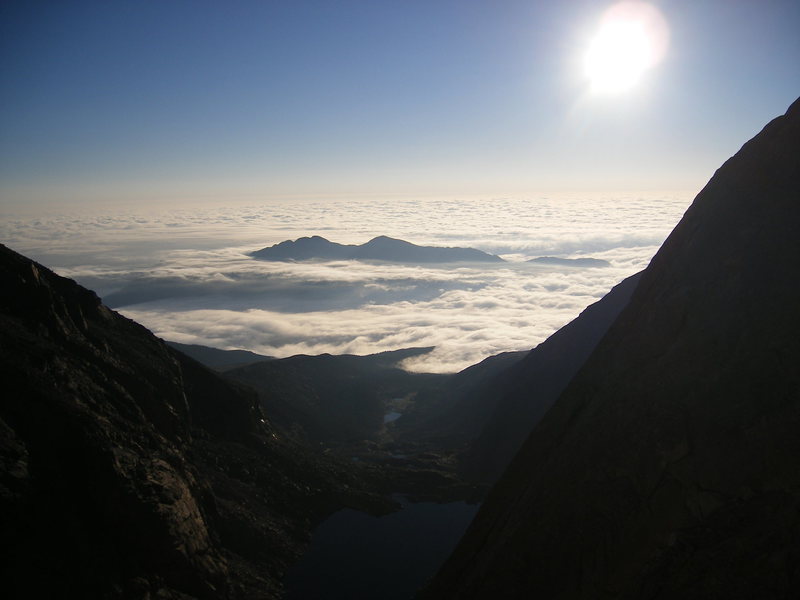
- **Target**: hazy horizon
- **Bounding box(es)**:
[1,1,797,370]
[2,192,691,372]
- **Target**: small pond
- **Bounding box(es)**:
[383,411,403,424]
[285,497,479,599]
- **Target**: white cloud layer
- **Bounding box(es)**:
[1,193,692,372]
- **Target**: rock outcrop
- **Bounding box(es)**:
[0,244,387,599]
[426,98,800,599]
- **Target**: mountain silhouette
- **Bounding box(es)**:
[393,350,529,446]
[251,235,504,263]
[425,98,800,599]
[225,348,445,444]
[391,273,639,485]
[0,243,389,598]
[166,340,273,370]
[459,271,641,483]
[529,256,611,267]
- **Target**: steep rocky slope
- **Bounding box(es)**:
[388,273,638,485]
[0,244,387,599]
[393,350,528,446]
[426,99,800,599]
[460,271,641,483]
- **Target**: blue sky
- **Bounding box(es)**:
[1,0,798,205]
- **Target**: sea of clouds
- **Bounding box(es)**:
[1,194,692,372]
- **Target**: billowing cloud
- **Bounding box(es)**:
[1,193,692,372]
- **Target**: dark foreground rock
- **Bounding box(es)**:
[0,244,390,599]
[425,99,800,599]
[385,274,639,486]
[460,271,641,483]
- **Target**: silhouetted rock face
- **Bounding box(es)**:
[0,244,385,599]
[461,272,641,484]
[251,234,504,263]
[398,273,638,484]
[427,98,800,599]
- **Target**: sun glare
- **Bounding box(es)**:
[584,2,669,94]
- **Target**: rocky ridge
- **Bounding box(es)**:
[0,243,390,599]
[425,99,800,599]
[459,271,641,483]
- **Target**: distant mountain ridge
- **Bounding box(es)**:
[225,347,444,444]
[251,235,504,263]
[529,256,610,268]
[166,341,273,371]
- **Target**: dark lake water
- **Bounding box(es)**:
[285,498,479,599]
[383,410,402,424]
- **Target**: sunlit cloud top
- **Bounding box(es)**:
[1,194,692,372]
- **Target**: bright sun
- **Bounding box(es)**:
[584,2,669,94]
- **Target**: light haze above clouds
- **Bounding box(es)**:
[1,2,797,204]
[0,3,792,371]
[2,194,691,372]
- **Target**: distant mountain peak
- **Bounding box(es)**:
[362,235,411,247]
[528,256,610,268]
[251,235,504,264]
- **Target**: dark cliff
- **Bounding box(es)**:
[426,99,800,599]
[460,271,641,484]
[0,244,385,599]
[396,273,639,481]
